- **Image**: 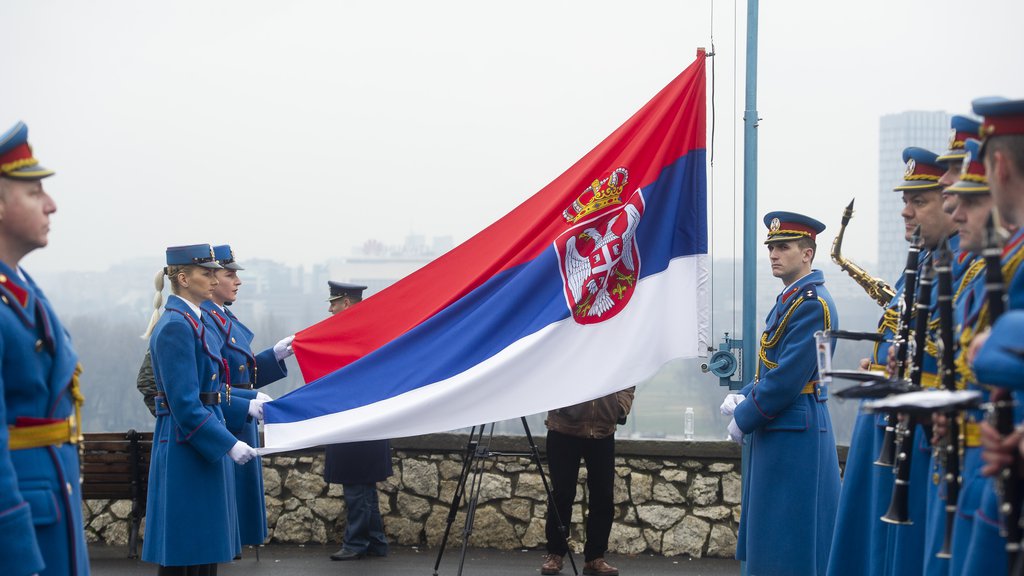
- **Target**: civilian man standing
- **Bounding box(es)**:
[540,388,634,576]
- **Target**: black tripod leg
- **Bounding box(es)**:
[522,417,579,576]
[456,425,493,576]
[433,426,483,576]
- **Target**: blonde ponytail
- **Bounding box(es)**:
[141,269,166,339]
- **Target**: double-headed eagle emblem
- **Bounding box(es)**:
[556,167,645,324]
[563,204,641,318]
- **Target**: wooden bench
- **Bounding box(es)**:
[81,430,152,558]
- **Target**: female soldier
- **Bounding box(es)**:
[201,244,293,552]
[141,244,257,576]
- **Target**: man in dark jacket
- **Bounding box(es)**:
[323,282,393,561]
[541,388,634,576]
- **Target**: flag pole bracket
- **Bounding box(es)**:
[703,334,744,390]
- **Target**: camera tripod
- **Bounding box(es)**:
[431,417,578,576]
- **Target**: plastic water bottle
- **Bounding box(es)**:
[684,407,694,440]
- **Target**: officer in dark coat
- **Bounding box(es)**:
[322,282,393,561]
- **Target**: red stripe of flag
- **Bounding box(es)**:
[294,51,706,383]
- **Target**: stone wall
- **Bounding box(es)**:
[83,434,764,558]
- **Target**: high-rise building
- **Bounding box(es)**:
[877,111,951,284]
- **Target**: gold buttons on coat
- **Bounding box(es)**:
[35,339,44,352]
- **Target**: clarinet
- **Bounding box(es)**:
[882,242,933,524]
[877,226,922,467]
[935,238,960,559]
[981,212,1020,572]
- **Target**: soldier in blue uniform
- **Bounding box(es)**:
[942,138,993,575]
[201,244,293,551]
[142,244,258,575]
[918,134,982,576]
[883,147,958,576]
[722,211,840,576]
[827,148,948,576]
[322,282,393,561]
[961,96,1024,576]
[938,115,983,215]
[0,122,89,576]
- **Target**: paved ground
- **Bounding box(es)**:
[90,544,741,576]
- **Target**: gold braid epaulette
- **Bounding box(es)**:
[951,249,1024,385]
[873,307,900,363]
[955,324,976,386]
[926,315,942,358]
[755,296,833,381]
[950,260,986,386]
[70,363,85,443]
[972,245,1024,341]
[879,308,900,335]
[955,259,987,303]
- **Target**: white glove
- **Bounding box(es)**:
[228,441,258,465]
[273,334,295,361]
[727,418,744,444]
[248,395,269,421]
[720,393,745,416]
[256,391,273,402]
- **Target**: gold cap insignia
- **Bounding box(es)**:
[769,217,781,232]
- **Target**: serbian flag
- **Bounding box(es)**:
[261,50,708,454]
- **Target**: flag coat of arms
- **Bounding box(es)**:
[261,51,709,453]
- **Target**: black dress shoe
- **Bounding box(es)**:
[330,549,366,561]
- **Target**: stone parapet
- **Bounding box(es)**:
[83,434,844,558]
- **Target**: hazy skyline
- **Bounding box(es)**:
[3,0,1023,276]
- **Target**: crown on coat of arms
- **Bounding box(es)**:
[562,167,629,224]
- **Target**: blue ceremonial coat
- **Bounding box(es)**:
[920,241,974,576]
[733,270,841,576]
[142,296,241,566]
[959,230,1024,576]
[827,275,904,576]
[1007,228,1024,310]
[201,301,287,546]
[885,247,947,576]
[959,398,1024,576]
[949,262,988,576]
[0,264,88,576]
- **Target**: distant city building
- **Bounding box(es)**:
[329,234,454,296]
[877,110,951,283]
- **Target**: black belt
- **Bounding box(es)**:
[155,392,222,407]
[233,383,253,390]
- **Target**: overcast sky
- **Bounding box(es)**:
[3,0,1023,275]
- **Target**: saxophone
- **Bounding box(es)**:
[832,199,897,308]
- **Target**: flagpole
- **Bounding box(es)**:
[740,3,758,576]
[742,0,759,386]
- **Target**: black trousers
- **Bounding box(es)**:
[544,429,616,561]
